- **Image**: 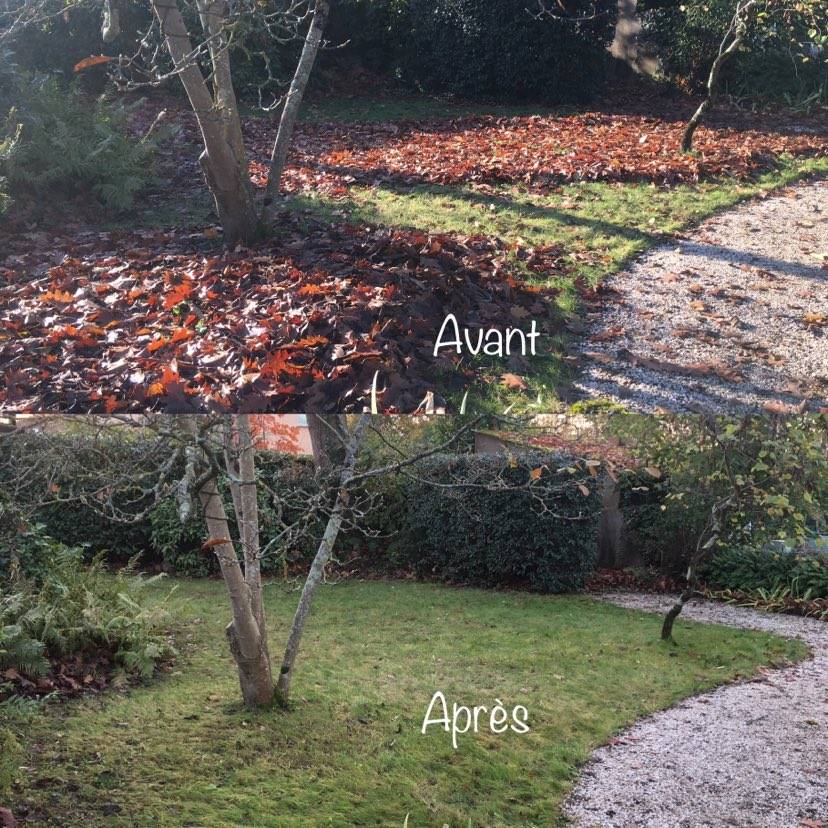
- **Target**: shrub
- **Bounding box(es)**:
[0,74,159,219]
[619,474,709,574]
[610,414,828,575]
[0,523,77,583]
[386,0,616,103]
[706,545,828,599]
[1,544,175,685]
[394,453,600,592]
[149,498,219,578]
[36,500,153,566]
[641,0,828,105]
[0,429,161,569]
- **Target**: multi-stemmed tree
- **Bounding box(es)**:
[1,414,492,708]
[1,0,330,244]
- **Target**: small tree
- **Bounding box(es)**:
[0,413,492,708]
[1,0,330,244]
[639,415,828,640]
[681,0,827,151]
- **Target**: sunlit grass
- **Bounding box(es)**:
[286,154,828,412]
[5,579,807,827]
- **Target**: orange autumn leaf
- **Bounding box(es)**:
[160,364,181,386]
[286,335,330,349]
[74,55,112,73]
[201,537,232,551]
[170,327,193,344]
[40,290,74,304]
[163,281,194,309]
[297,284,327,297]
[500,372,527,391]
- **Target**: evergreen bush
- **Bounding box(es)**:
[394,452,601,592]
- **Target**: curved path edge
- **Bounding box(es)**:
[563,593,828,828]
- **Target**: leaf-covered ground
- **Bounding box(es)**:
[0,222,563,412]
[269,109,827,195]
[2,93,826,412]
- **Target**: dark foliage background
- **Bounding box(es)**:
[391,452,601,592]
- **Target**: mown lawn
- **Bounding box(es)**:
[4,580,807,827]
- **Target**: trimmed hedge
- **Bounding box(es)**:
[386,0,616,103]
[25,448,321,577]
[393,453,601,592]
[147,455,322,577]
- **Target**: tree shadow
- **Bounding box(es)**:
[296,179,826,286]
[574,358,819,413]
[663,240,827,283]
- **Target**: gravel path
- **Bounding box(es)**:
[563,594,828,828]
[573,179,828,412]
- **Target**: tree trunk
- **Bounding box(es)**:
[235,415,265,630]
[263,0,330,207]
[151,0,260,245]
[195,451,274,708]
[306,410,337,473]
[611,0,640,66]
[275,414,368,704]
[682,30,744,152]
[661,587,694,641]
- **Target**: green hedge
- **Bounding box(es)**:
[147,455,322,577]
[386,0,616,103]
[1,430,321,578]
[393,453,601,592]
[618,473,709,574]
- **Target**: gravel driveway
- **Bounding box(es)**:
[573,179,828,412]
[563,594,828,828]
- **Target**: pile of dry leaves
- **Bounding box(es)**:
[264,110,827,194]
[0,222,564,412]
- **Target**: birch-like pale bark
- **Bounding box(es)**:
[263,0,330,206]
[197,469,274,706]
[235,415,265,630]
[183,416,273,708]
[275,414,368,703]
[151,0,259,244]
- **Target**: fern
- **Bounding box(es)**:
[0,624,49,677]
[0,70,164,216]
[1,541,176,687]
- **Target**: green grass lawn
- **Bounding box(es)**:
[4,580,807,827]
[287,153,828,413]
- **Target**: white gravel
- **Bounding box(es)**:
[573,179,828,412]
[563,593,828,828]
